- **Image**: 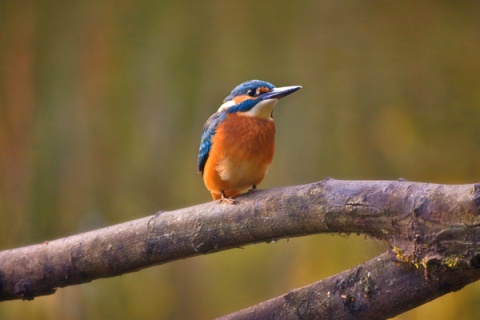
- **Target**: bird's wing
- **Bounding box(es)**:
[197,111,226,174]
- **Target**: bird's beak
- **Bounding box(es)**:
[259,85,302,101]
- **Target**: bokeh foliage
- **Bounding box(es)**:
[1,1,480,319]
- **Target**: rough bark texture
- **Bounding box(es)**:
[1,179,480,318]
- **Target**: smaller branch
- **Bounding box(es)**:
[218,252,480,320]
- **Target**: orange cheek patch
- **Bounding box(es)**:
[233,95,252,104]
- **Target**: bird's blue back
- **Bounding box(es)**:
[197,111,226,174]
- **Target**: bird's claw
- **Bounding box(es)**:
[220,191,236,204]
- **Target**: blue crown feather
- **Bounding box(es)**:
[224,80,275,102]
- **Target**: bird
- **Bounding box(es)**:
[197,79,301,203]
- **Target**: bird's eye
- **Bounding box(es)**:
[247,89,256,97]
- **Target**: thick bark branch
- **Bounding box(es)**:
[1,179,480,318]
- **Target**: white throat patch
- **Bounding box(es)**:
[242,99,278,119]
[217,98,278,120]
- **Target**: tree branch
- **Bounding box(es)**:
[1,179,480,318]
[218,252,480,320]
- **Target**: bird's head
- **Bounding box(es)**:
[218,80,301,119]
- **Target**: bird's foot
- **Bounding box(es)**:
[220,197,236,205]
[220,191,236,205]
[248,185,257,193]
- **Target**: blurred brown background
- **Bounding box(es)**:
[1,1,480,319]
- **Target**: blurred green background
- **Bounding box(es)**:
[1,1,480,319]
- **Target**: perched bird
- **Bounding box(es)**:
[197,80,301,203]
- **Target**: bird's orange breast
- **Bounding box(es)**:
[203,113,275,199]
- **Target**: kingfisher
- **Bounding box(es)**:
[197,80,301,203]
